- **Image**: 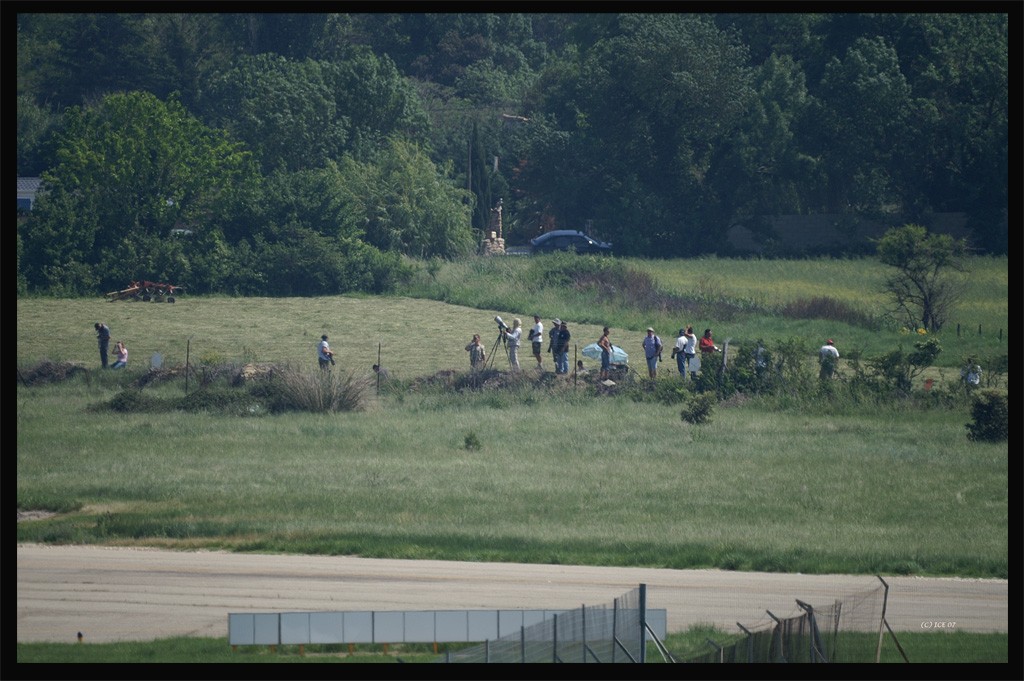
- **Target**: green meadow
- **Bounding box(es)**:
[17,255,1008,579]
[17,255,1007,664]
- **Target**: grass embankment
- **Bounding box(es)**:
[400,253,1009,368]
[15,630,1009,664]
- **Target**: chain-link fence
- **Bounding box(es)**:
[437,584,650,663]
[678,578,898,663]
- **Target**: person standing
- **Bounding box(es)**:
[548,318,560,365]
[671,328,688,379]
[818,338,839,379]
[961,357,982,390]
[111,341,128,369]
[466,334,487,370]
[699,328,720,356]
[528,314,544,368]
[598,326,613,380]
[642,327,663,379]
[318,334,335,370]
[554,321,571,374]
[682,326,698,379]
[504,318,522,371]
[95,323,111,368]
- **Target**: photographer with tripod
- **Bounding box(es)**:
[503,318,523,371]
[486,316,515,370]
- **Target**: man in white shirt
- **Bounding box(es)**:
[318,334,335,369]
[528,314,544,368]
[819,339,839,379]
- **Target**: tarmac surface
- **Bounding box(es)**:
[17,544,1007,645]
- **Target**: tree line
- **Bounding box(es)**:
[16,12,1008,296]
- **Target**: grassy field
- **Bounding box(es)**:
[17,256,1008,662]
[15,254,1009,375]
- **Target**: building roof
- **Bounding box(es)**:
[18,177,43,193]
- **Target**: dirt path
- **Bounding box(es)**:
[17,544,1007,644]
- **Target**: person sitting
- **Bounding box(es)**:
[111,341,128,369]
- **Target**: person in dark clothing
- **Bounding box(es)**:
[95,323,111,368]
[554,321,571,374]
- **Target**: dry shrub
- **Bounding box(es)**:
[17,361,88,386]
[271,367,371,413]
[780,296,878,329]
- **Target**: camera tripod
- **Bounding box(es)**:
[486,328,513,370]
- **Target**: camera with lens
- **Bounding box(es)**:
[494,315,509,332]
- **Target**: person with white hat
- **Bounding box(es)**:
[642,327,663,379]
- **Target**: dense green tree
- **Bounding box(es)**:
[16,11,1008,274]
[16,94,61,176]
[336,138,475,259]
[197,50,426,172]
[816,36,912,212]
[521,14,753,254]
[19,91,257,293]
[196,55,349,173]
[710,54,822,219]
[17,14,170,108]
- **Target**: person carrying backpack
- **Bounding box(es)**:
[642,327,663,379]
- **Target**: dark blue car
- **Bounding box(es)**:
[529,230,613,255]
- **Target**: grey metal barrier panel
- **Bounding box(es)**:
[229,608,667,645]
[281,613,312,644]
[228,614,254,646]
[254,613,278,645]
[405,611,435,643]
[310,612,344,644]
[344,611,373,643]
[375,611,404,642]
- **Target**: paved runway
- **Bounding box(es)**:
[17,544,1007,644]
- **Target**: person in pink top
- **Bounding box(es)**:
[111,340,128,369]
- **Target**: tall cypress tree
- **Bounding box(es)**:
[469,121,492,234]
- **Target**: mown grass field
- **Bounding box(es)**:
[17,255,1007,662]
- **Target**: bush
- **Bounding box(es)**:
[966,391,1008,442]
[681,392,716,425]
[267,367,371,413]
[107,389,166,413]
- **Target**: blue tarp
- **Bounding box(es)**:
[581,342,629,364]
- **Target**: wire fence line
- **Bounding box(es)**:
[436,577,904,664]
[436,584,651,663]
[676,577,903,664]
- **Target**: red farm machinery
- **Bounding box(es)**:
[105,280,184,303]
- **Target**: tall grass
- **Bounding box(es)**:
[399,253,1008,365]
[17,374,1007,578]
